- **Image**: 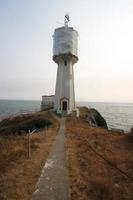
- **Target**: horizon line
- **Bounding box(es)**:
[0,99,133,104]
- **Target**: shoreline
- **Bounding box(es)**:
[0,111,130,134]
[0,100,133,132]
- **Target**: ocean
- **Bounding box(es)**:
[0,100,40,120]
[0,100,133,133]
[77,102,133,133]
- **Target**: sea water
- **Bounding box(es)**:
[0,100,40,120]
[77,102,133,133]
[0,100,133,133]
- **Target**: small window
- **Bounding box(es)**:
[64,60,67,66]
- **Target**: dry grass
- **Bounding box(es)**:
[0,111,59,200]
[66,115,133,200]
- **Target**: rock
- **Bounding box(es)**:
[111,128,124,133]
[114,183,119,188]
[86,108,108,129]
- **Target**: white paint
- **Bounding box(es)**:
[44,159,55,169]
[41,95,54,110]
[75,108,79,117]
[42,95,54,102]
[53,26,78,58]
[53,26,78,114]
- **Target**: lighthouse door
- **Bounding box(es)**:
[62,101,67,111]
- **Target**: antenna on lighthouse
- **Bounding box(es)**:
[65,13,70,27]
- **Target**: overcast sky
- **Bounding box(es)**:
[0,0,133,102]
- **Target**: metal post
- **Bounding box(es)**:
[45,125,47,137]
[28,130,30,159]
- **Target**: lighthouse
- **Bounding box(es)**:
[53,15,78,114]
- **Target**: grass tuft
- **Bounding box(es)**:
[0,111,53,135]
[89,176,112,200]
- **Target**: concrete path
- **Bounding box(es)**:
[32,117,70,200]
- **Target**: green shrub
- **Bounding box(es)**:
[0,113,52,135]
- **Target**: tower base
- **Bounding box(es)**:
[54,57,76,114]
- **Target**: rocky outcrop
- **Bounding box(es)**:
[86,108,108,129]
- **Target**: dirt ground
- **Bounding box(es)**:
[66,116,133,200]
[0,112,59,200]
[1,109,133,200]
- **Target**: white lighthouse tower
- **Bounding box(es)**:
[53,15,78,114]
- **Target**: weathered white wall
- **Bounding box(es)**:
[53,27,78,58]
[42,95,54,102]
[41,95,54,110]
[53,25,78,114]
[54,59,75,113]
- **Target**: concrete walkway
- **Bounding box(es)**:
[32,117,70,200]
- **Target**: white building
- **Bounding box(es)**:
[53,15,78,114]
[41,95,54,110]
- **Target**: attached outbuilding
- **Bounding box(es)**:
[41,95,55,111]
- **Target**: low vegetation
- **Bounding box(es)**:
[0,111,53,135]
[66,108,133,200]
[78,106,108,129]
[127,126,133,141]
[0,107,133,200]
[0,111,59,200]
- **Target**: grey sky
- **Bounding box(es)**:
[0,0,133,102]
